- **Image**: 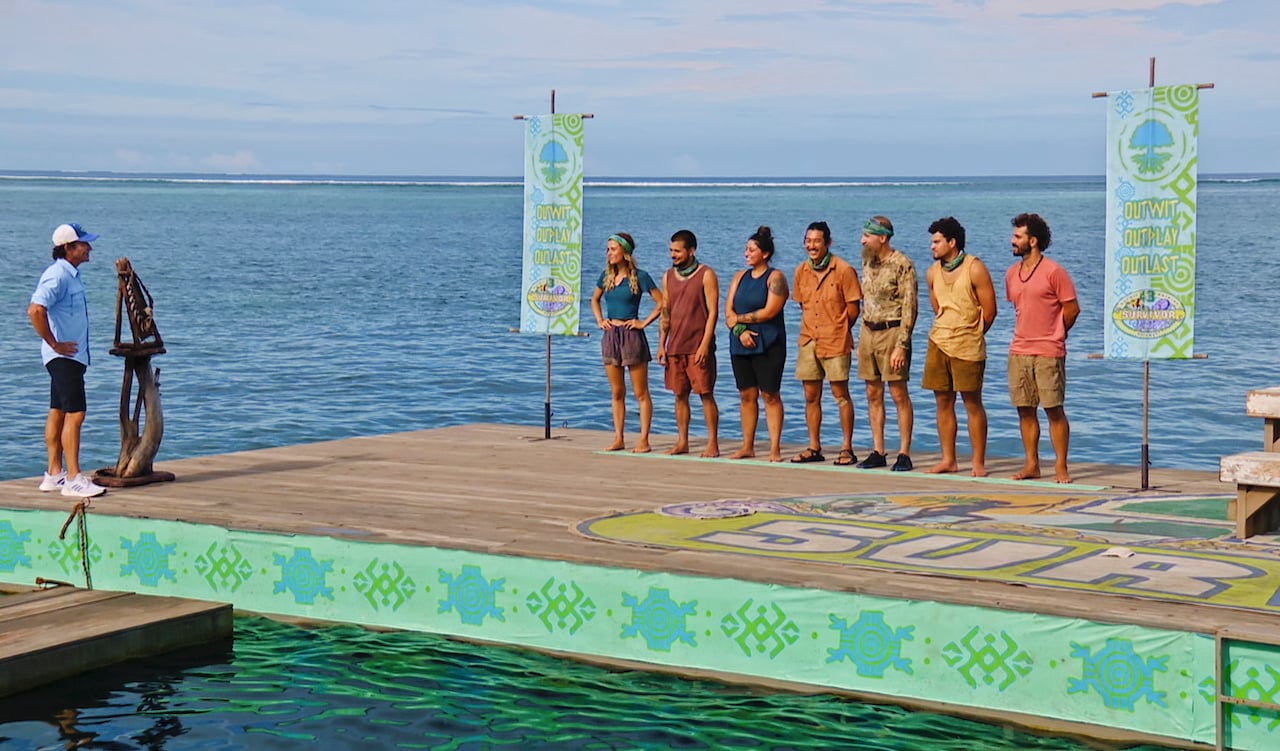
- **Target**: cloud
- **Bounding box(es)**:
[0,0,1275,175]
[202,150,261,172]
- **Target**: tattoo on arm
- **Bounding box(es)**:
[768,274,786,295]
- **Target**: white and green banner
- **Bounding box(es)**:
[1104,85,1199,359]
[520,114,585,335]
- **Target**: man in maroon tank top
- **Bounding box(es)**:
[658,229,721,457]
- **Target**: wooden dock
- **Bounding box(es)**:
[0,424,1246,626]
[0,423,1274,749]
[0,585,232,698]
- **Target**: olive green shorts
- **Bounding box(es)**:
[795,339,851,382]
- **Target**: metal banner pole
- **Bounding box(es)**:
[545,89,555,439]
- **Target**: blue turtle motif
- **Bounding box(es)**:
[120,532,177,587]
[0,521,32,572]
[621,587,696,651]
[439,565,505,626]
[827,611,914,678]
[1069,638,1167,711]
[273,547,335,605]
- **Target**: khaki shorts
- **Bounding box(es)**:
[857,325,911,382]
[664,353,717,396]
[795,339,851,382]
[1008,354,1066,408]
[921,340,985,393]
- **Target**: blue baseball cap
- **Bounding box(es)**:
[52,223,99,246]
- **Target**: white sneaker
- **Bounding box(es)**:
[62,474,106,498]
[39,471,66,492]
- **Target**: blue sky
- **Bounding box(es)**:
[1,0,1275,176]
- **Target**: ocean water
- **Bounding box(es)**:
[0,615,1180,751]
[0,173,1272,750]
[2,173,1277,481]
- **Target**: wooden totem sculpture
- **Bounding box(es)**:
[95,258,176,486]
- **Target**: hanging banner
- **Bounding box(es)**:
[1104,85,1198,360]
[520,114,585,335]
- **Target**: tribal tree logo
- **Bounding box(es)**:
[527,115,583,191]
[1129,119,1174,175]
[540,140,568,183]
[1116,103,1190,183]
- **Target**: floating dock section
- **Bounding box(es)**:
[0,585,232,697]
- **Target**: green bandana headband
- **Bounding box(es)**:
[608,234,634,254]
[863,220,893,238]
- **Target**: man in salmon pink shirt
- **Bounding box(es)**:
[1005,213,1079,484]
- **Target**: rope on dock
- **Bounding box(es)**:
[57,500,93,590]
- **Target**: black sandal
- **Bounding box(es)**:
[790,447,825,463]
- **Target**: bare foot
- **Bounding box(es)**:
[924,461,958,474]
[768,452,783,462]
[970,467,988,478]
[728,447,755,460]
[667,442,689,456]
[605,438,626,451]
[633,442,652,454]
[1011,465,1041,480]
[700,445,720,458]
[1055,470,1072,483]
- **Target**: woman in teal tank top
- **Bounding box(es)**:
[589,232,664,453]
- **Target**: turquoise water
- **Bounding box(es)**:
[1,173,1271,749]
[0,615,1180,750]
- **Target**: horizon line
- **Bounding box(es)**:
[2,169,1276,182]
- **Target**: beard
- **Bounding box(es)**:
[1012,244,1030,256]
[862,246,879,267]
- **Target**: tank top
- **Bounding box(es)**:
[928,255,986,361]
[662,265,713,355]
[729,266,786,356]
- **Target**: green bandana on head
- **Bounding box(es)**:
[608,234,634,254]
[863,219,893,238]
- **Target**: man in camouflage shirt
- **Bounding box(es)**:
[855,216,918,471]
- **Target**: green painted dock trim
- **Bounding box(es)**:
[0,507,1275,749]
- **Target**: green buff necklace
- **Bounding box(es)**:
[674,258,701,278]
[808,251,833,271]
[941,250,967,272]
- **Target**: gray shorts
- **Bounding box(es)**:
[601,326,652,367]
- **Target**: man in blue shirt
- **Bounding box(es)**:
[28,223,107,498]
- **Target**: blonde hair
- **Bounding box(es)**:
[607,232,640,294]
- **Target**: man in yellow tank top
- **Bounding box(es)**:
[921,217,998,477]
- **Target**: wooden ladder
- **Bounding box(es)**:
[1214,626,1280,751]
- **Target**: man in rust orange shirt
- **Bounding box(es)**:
[790,221,862,466]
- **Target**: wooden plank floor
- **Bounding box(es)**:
[0,586,232,697]
[0,423,1265,637]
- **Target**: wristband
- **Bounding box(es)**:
[732,323,748,337]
